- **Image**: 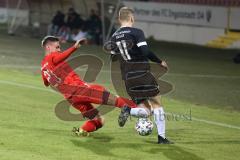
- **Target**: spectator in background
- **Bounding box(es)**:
[48,11,65,35]
[67,8,84,31]
[57,23,70,43]
[86,9,102,45]
[58,8,85,43]
[50,8,105,44]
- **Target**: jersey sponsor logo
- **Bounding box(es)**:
[112,30,131,37]
[116,34,125,39]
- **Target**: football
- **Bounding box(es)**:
[135,118,154,136]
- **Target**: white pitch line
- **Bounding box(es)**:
[0,80,56,94]
[0,65,39,69]
[0,79,240,130]
[191,117,240,130]
[1,64,240,79]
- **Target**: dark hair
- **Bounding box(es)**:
[41,36,59,47]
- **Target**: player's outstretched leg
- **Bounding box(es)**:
[118,98,151,127]
[113,96,133,127]
[107,93,137,108]
[118,105,132,127]
[107,94,137,127]
[75,84,137,109]
[69,84,137,127]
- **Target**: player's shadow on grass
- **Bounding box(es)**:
[71,139,146,158]
[144,140,204,160]
[71,134,117,157]
[71,134,204,160]
[89,133,114,143]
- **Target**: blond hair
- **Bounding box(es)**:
[119,7,134,22]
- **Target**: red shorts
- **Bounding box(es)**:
[59,82,107,119]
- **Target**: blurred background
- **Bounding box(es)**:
[1,0,240,48]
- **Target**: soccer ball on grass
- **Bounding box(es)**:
[135,118,154,136]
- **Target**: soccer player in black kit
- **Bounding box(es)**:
[109,7,173,144]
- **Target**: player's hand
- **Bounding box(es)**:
[160,61,168,69]
[74,38,87,48]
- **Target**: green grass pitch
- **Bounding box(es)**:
[0,33,240,160]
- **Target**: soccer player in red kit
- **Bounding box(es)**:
[41,36,136,136]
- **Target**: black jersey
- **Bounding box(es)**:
[109,27,162,101]
[111,27,149,62]
[110,27,162,80]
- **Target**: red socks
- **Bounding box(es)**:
[115,97,137,108]
[81,119,103,132]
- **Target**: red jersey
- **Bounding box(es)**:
[41,46,86,92]
[41,44,107,108]
[41,44,136,117]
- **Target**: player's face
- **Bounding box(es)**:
[46,41,61,53]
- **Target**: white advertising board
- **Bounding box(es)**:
[124,1,229,28]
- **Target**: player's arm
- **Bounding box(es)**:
[140,46,162,64]
[136,30,167,68]
[52,39,86,64]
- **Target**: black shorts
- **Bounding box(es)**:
[124,71,159,104]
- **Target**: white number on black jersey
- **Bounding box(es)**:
[116,40,131,60]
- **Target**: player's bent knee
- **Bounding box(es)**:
[82,108,99,120]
